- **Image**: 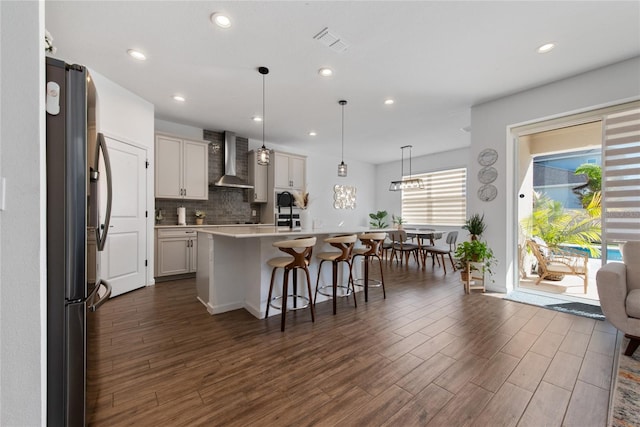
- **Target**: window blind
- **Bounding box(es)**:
[401,168,467,226]
[602,107,640,243]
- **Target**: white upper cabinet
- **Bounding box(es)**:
[155,134,208,200]
[248,150,268,203]
[274,151,306,190]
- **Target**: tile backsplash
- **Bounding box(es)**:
[154,129,263,225]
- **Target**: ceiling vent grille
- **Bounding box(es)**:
[313,27,349,53]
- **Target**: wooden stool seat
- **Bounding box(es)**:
[314,234,358,315]
[352,247,368,256]
[352,232,386,302]
[267,257,310,268]
[316,252,344,262]
[266,236,316,331]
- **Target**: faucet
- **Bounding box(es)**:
[279,191,294,229]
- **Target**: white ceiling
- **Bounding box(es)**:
[45,1,640,165]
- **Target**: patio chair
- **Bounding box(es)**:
[527,239,589,293]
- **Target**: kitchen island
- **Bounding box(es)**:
[195,226,372,319]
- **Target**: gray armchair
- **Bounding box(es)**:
[596,241,640,356]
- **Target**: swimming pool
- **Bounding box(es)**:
[563,245,622,261]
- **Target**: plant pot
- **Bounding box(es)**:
[195,218,204,225]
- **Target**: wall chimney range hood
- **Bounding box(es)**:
[213,131,254,189]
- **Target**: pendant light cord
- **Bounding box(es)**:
[400,145,413,179]
[262,73,266,148]
[341,103,345,162]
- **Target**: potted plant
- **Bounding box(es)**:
[392,214,405,230]
[454,240,496,282]
[194,209,206,225]
[462,213,486,240]
[369,210,388,229]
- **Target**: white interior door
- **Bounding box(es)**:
[99,135,147,297]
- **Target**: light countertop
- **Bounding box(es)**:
[195,226,373,239]
[155,224,273,229]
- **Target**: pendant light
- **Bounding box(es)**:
[337,100,348,177]
[256,66,270,166]
[389,145,424,191]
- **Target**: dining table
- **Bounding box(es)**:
[404,228,444,246]
[399,228,443,267]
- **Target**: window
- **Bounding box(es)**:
[602,107,640,243]
[401,168,467,226]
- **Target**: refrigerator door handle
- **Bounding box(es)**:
[88,279,112,312]
[95,133,113,251]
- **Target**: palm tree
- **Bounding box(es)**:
[521,192,601,256]
[573,163,601,209]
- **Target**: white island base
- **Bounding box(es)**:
[196,226,370,319]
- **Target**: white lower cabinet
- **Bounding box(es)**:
[155,228,198,277]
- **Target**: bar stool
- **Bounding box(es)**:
[352,232,387,302]
[266,236,317,331]
[314,234,358,315]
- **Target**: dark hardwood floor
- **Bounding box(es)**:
[88,260,616,426]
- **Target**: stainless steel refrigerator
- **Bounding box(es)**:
[46,57,113,426]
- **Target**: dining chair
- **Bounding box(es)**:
[422,231,458,273]
[388,230,420,266]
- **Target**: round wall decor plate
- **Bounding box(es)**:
[478,148,498,166]
[478,184,498,202]
[477,166,498,184]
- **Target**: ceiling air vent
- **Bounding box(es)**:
[313,27,349,53]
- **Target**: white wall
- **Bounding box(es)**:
[471,56,640,293]
[248,139,377,228]
[91,70,155,147]
[0,1,45,425]
[155,118,203,141]
[91,70,156,286]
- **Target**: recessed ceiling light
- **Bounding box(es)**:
[211,13,231,29]
[384,99,395,105]
[309,131,317,136]
[127,49,146,61]
[172,95,185,102]
[318,68,333,77]
[537,43,555,54]
[252,116,263,122]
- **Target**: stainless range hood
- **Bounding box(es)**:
[213,131,254,189]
